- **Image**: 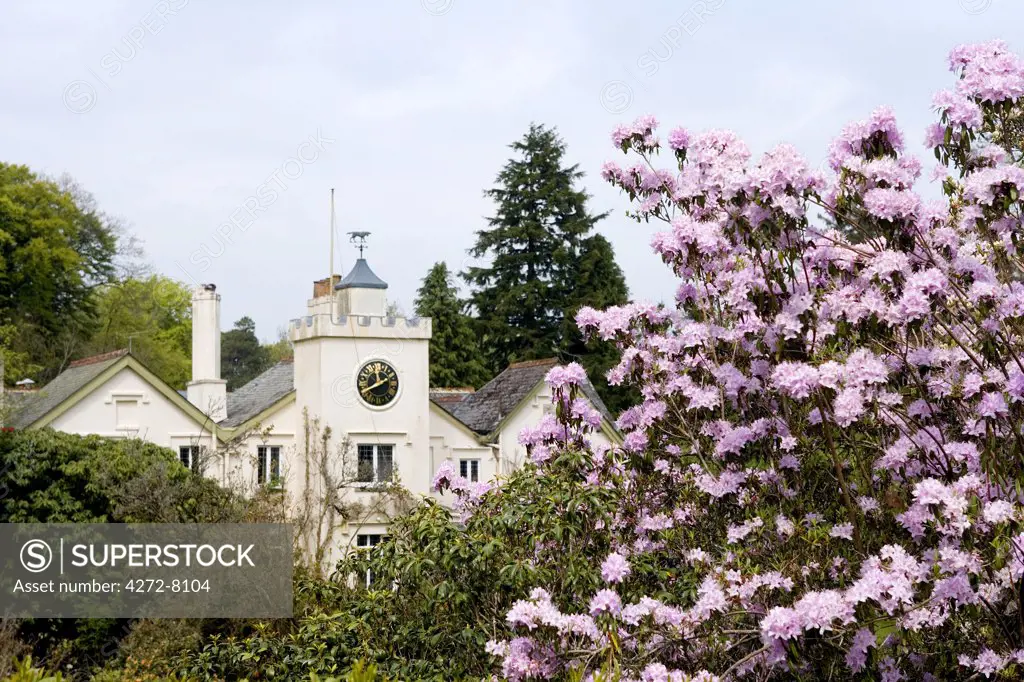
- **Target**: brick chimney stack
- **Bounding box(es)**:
[312,275,341,298]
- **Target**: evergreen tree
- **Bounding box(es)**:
[464,124,631,410]
[415,262,488,388]
[560,233,634,413]
[221,316,271,390]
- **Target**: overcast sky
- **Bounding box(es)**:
[1,0,1020,340]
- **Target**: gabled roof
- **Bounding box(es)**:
[7,350,130,428]
[429,388,474,405]
[221,359,295,428]
[335,258,388,290]
[7,349,617,443]
[428,398,483,442]
[431,358,615,438]
[5,350,214,431]
[6,349,297,436]
[2,389,39,416]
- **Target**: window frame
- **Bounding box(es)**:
[459,458,480,483]
[355,444,395,485]
[257,445,282,488]
[179,445,200,472]
[356,534,383,548]
[356,533,387,587]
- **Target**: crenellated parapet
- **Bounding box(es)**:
[289,313,432,343]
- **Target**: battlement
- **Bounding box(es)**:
[289,313,432,342]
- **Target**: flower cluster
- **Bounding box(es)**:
[471,41,1024,680]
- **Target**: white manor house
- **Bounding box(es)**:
[3,255,618,558]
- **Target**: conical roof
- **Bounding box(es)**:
[334,258,388,290]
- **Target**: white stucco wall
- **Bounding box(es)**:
[428,402,495,504]
[49,366,216,454]
[497,383,614,474]
[339,288,387,317]
[222,399,299,493]
[290,314,433,498]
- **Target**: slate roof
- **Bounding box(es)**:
[6,349,129,428]
[6,348,614,439]
[579,379,615,428]
[429,388,474,404]
[3,390,42,423]
[430,358,614,436]
[221,359,295,427]
[335,258,388,290]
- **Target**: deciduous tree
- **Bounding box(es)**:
[84,275,192,389]
[0,164,118,382]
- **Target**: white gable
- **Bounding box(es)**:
[496,381,615,472]
[222,397,298,491]
[50,366,216,453]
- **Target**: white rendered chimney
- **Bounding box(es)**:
[187,283,227,422]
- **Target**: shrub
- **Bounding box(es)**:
[1,657,66,682]
[88,39,1024,681]
[0,430,250,677]
[484,40,1024,679]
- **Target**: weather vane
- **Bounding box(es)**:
[348,231,371,258]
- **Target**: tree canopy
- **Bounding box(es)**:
[414,262,488,388]
[263,326,294,365]
[83,275,193,389]
[463,124,629,407]
[0,428,249,674]
[464,124,610,366]
[221,316,272,390]
[0,164,118,382]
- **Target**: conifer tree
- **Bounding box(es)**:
[464,124,630,410]
[415,262,488,388]
[221,316,271,390]
[560,233,633,412]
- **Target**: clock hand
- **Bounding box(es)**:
[362,378,389,392]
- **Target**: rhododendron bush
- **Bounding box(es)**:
[469,41,1024,680]
[172,41,1024,682]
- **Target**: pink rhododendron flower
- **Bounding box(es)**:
[589,589,622,616]
[601,552,631,584]
[489,41,1024,681]
[545,362,588,389]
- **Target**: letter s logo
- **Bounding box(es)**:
[20,539,52,573]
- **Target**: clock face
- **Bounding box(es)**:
[356,360,400,407]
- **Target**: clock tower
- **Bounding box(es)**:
[289,233,433,499]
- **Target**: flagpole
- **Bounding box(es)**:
[329,188,336,311]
